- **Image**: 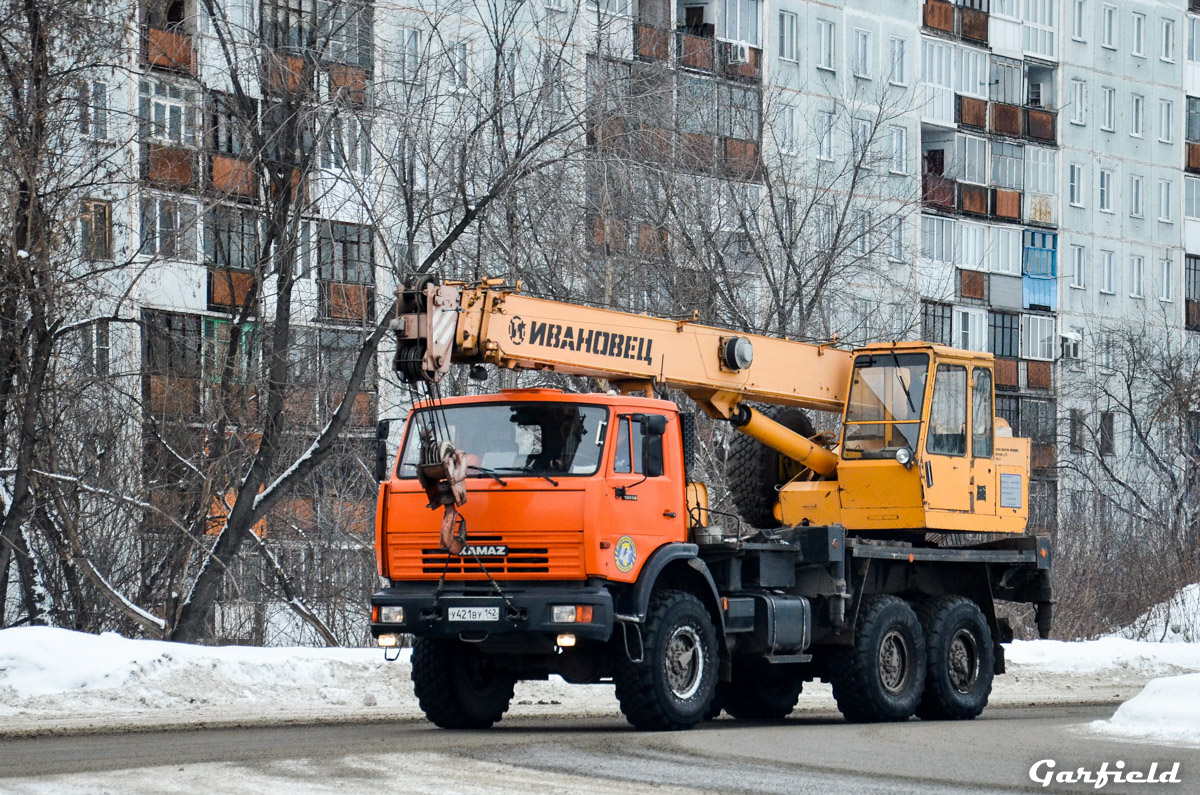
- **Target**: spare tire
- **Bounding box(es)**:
[724,407,816,529]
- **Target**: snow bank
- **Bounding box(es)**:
[1115,583,1200,643]
[1091,673,1200,747]
[1005,637,1200,674]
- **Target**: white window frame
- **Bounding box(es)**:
[1069,245,1086,288]
[1160,99,1174,143]
[139,194,198,261]
[1099,169,1114,213]
[1102,5,1116,49]
[1159,257,1174,301]
[890,126,908,174]
[81,80,109,140]
[1130,254,1145,298]
[1025,146,1056,196]
[1071,0,1085,41]
[956,222,988,271]
[889,37,907,86]
[1186,175,1200,219]
[888,215,904,260]
[954,307,988,353]
[957,134,988,185]
[1131,94,1145,137]
[1023,0,1056,59]
[1130,174,1144,218]
[1162,18,1176,62]
[955,46,988,100]
[1020,314,1056,361]
[1070,79,1086,125]
[854,29,872,78]
[138,78,196,147]
[1100,87,1115,131]
[1132,12,1146,56]
[816,111,833,160]
[448,40,469,90]
[778,11,798,62]
[1159,179,1174,222]
[990,226,1022,275]
[920,214,955,264]
[398,28,421,82]
[1099,249,1116,294]
[1068,163,1084,207]
[817,20,835,71]
[775,103,798,154]
[1190,16,1200,62]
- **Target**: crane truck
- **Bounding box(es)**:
[370,275,1053,731]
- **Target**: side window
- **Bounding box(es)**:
[613,416,647,474]
[972,367,994,458]
[927,364,967,456]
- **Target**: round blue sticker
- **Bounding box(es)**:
[614,535,637,573]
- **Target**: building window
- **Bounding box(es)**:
[208,94,254,157]
[1099,169,1113,212]
[778,12,797,61]
[262,0,316,52]
[991,141,1024,190]
[989,56,1022,105]
[318,222,373,284]
[321,0,372,67]
[398,28,421,82]
[1025,146,1056,196]
[1100,87,1115,131]
[204,207,258,271]
[1187,96,1200,143]
[202,318,259,384]
[888,215,904,260]
[954,307,987,352]
[988,311,1020,357]
[1163,18,1176,61]
[1021,314,1055,360]
[853,29,871,78]
[1069,409,1085,451]
[1101,5,1116,48]
[1130,174,1143,217]
[1160,99,1174,143]
[138,78,197,146]
[321,115,371,175]
[1130,254,1145,297]
[817,20,835,71]
[775,104,798,153]
[1071,0,1084,40]
[1099,249,1115,293]
[143,310,202,381]
[140,195,197,260]
[990,226,1021,275]
[1099,411,1114,456]
[1023,229,1057,277]
[1068,163,1084,207]
[1069,79,1086,125]
[80,321,110,378]
[1190,17,1200,62]
[79,80,109,140]
[1159,179,1174,222]
[1160,257,1174,301]
[1022,399,1056,442]
[722,0,760,45]
[447,40,469,89]
[852,118,872,163]
[921,215,955,264]
[890,126,907,174]
[80,199,112,261]
[996,394,1019,432]
[921,300,952,345]
[1023,0,1056,58]
[1188,176,1200,219]
[816,111,833,160]
[956,134,988,184]
[1131,94,1145,137]
[1069,244,1086,288]
[889,36,907,85]
[1132,12,1146,55]
[956,222,987,271]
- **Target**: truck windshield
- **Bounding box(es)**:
[397,403,608,478]
[842,353,929,459]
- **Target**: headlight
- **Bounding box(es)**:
[551,605,577,623]
[895,447,913,467]
[379,605,405,624]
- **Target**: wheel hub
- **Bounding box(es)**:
[665,624,704,700]
[878,629,911,695]
[948,628,980,694]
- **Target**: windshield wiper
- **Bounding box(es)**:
[891,351,918,417]
[467,466,508,486]
[493,467,560,487]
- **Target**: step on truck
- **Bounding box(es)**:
[370,276,1053,730]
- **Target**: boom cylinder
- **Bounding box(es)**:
[731,406,838,478]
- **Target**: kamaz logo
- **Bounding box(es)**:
[507,316,655,366]
[457,545,508,557]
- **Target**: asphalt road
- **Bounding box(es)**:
[0,705,1195,794]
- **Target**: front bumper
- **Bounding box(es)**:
[370,581,615,643]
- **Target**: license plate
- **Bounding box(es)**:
[448,606,499,622]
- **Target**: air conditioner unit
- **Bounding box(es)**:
[728,41,751,65]
[1061,332,1081,360]
[1028,82,1045,108]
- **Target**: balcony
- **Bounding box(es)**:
[991,188,1022,220]
[1187,142,1200,174]
[719,40,762,82]
[635,24,670,61]
[723,137,759,180]
[676,31,715,72]
[959,7,989,43]
[210,155,255,199]
[923,0,988,43]
[956,95,988,129]
[1026,360,1053,390]
[1026,192,1056,226]
[922,173,956,211]
[995,357,1019,389]
[262,53,309,95]
[923,0,954,34]
[1024,107,1056,143]
[990,102,1023,137]
[141,143,196,188]
[208,268,256,312]
[318,281,375,322]
[960,269,986,300]
[328,65,368,105]
[1031,442,1056,471]
[144,27,194,74]
[958,182,989,216]
[145,374,200,417]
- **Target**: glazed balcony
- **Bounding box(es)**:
[143,27,195,74]
[923,0,988,45]
[635,24,670,61]
[922,173,956,211]
[141,143,196,189]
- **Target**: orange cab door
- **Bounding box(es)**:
[969,366,996,517]
[922,362,972,512]
[602,413,685,582]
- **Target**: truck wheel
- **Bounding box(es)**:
[723,658,803,720]
[725,408,815,529]
[915,596,994,721]
[613,589,719,731]
[828,595,926,723]
[411,637,516,729]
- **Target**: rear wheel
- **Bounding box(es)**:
[723,657,804,720]
[828,595,926,723]
[411,638,516,729]
[613,589,719,731]
[725,408,815,529]
[915,596,994,721]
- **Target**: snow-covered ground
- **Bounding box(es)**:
[1090,673,1200,747]
[1,626,1198,740]
[1115,584,1200,644]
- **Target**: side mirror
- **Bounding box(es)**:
[640,415,667,478]
[374,419,391,482]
